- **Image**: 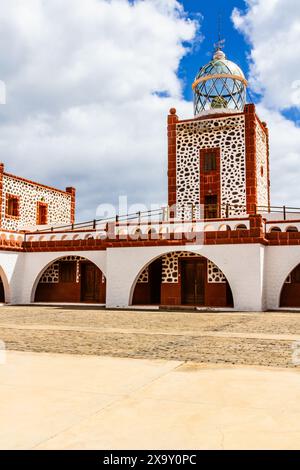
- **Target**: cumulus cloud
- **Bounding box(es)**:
[232,0,300,110]
[233,0,300,207]
[0,0,198,220]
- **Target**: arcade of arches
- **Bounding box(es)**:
[34,256,106,303]
[132,252,233,307]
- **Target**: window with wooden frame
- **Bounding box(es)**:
[6,195,20,218]
[204,151,217,172]
[37,202,48,225]
[59,261,76,283]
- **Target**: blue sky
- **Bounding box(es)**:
[180,0,250,102]
[0,0,300,219]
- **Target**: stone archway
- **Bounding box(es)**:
[34,255,106,304]
[0,266,9,303]
[280,263,300,308]
[131,251,234,308]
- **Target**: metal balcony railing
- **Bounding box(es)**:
[28,203,300,235]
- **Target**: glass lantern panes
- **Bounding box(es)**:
[193,57,246,115]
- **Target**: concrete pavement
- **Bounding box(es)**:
[1,351,300,449]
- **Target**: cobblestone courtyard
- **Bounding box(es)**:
[1,306,300,368]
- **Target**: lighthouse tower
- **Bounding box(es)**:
[168,47,270,219]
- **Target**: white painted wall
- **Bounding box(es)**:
[265,246,300,309]
[0,251,22,303]
[0,243,297,311]
[105,244,265,311]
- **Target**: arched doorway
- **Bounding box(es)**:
[34,256,106,303]
[280,263,300,307]
[132,251,233,307]
[0,277,5,302]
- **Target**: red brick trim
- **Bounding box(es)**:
[22,234,269,252]
[264,124,271,209]
[0,163,4,226]
[266,232,300,245]
[6,215,300,251]
[16,231,300,252]
[266,219,300,224]
[22,216,267,251]
[3,172,72,196]
[66,187,76,224]
[177,111,243,124]
[5,193,20,219]
[199,148,221,217]
[244,104,257,214]
[168,109,178,215]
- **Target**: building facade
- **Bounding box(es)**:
[0,47,299,311]
[0,163,75,231]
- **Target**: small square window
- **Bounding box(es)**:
[204,152,217,172]
[6,195,19,218]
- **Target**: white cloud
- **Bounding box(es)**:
[0,0,198,220]
[256,104,300,206]
[233,0,300,207]
[233,0,300,110]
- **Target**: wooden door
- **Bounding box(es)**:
[80,262,101,302]
[181,259,205,305]
[204,195,218,219]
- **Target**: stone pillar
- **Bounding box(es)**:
[66,187,76,224]
[0,163,4,229]
[168,108,178,218]
[244,104,257,214]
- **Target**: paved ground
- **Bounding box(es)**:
[2,350,300,450]
[1,306,300,449]
[0,306,300,367]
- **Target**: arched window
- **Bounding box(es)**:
[204,224,214,232]
[219,224,231,231]
[236,224,247,230]
[270,226,281,233]
[286,226,298,233]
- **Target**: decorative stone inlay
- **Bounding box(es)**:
[207,260,226,283]
[176,115,246,218]
[161,251,226,283]
[137,267,149,283]
[40,256,84,284]
[2,175,72,230]
[255,122,269,209]
[40,262,59,284]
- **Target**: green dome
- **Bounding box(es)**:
[196,57,245,81]
[192,50,247,115]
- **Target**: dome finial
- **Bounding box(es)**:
[213,13,225,60]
